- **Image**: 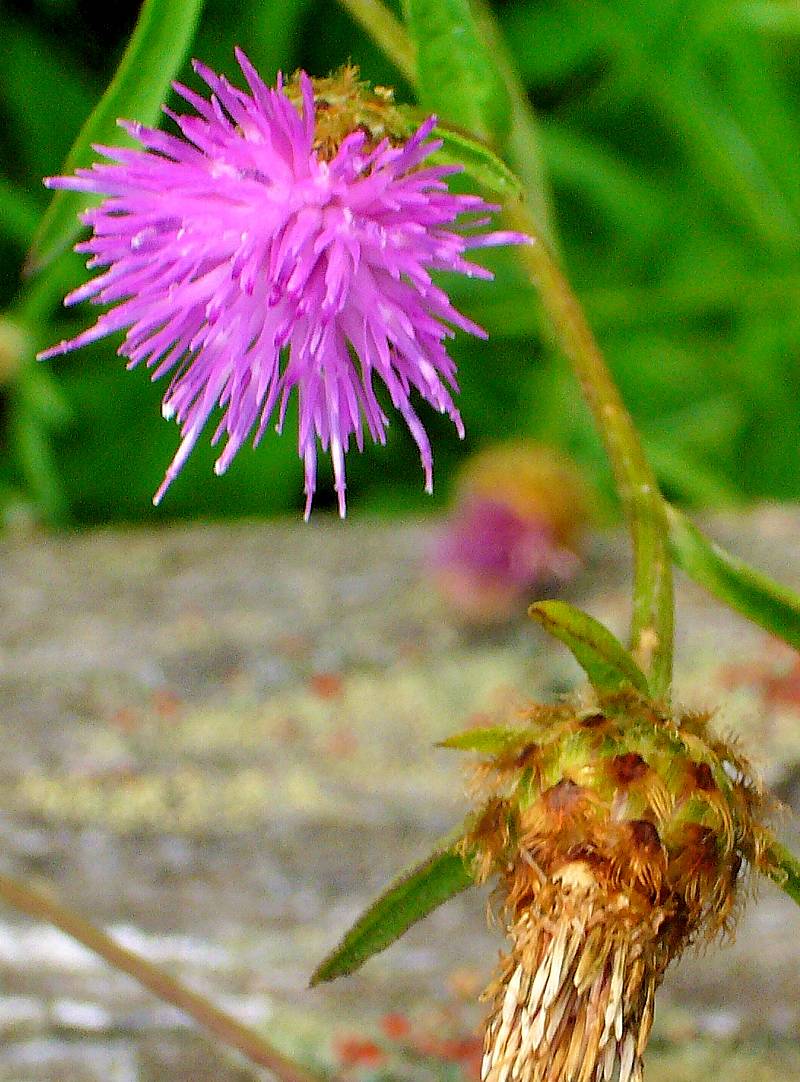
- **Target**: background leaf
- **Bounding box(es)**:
[28,0,206,272]
[403,0,512,146]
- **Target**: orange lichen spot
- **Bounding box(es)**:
[333,1035,385,1068]
[310,671,343,699]
[152,689,182,719]
[380,1012,411,1040]
[110,706,139,733]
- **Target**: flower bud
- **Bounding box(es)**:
[432,441,589,622]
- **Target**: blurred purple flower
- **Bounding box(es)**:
[40,50,527,516]
[430,441,588,622]
[437,495,579,587]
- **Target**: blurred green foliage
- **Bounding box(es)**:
[1,0,800,524]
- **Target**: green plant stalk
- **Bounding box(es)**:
[0,871,326,1082]
[764,840,800,907]
[337,0,417,85]
[505,204,673,697]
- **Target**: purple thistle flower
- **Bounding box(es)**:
[40,50,527,516]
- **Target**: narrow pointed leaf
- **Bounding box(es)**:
[392,109,522,197]
[666,504,800,652]
[431,125,522,198]
[404,0,512,147]
[438,726,526,755]
[0,177,41,247]
[310,843,474,985]
[28,0,205,272]
[528,600,650,696]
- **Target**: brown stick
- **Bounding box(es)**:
[0,871,327,1082]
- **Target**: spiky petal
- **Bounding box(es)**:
[39,51,528,516]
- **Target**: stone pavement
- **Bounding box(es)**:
[0,509,799,1080]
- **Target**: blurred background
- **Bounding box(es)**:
[2,0,800,526]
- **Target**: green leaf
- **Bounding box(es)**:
[430,125,522,198]
[310,843,474,985]
[28,0,206,272]
[764,837,800,908]
[403,0,512,147]
[438,726,525,755]
[0,176,42,248]
[9,402,67,525]
[734,1,800,33]
[666,504,800,651]
[528,600,651,697]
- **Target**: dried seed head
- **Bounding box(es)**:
[463,691,769,1082]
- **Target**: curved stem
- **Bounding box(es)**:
[336,0,417,86]
[0,871,326,1082]
[504,205,674,698]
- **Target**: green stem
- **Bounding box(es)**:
[0,871,326,1082]
[505,205,674,697]
[336,0,417,85]
[763,839,800,908]
[338,0,674,694]
[467,0,558,251]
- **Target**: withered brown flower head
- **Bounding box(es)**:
[462,692,769,1082]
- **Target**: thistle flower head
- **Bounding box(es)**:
[462,693,769,1082]
[39,52,527,516]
